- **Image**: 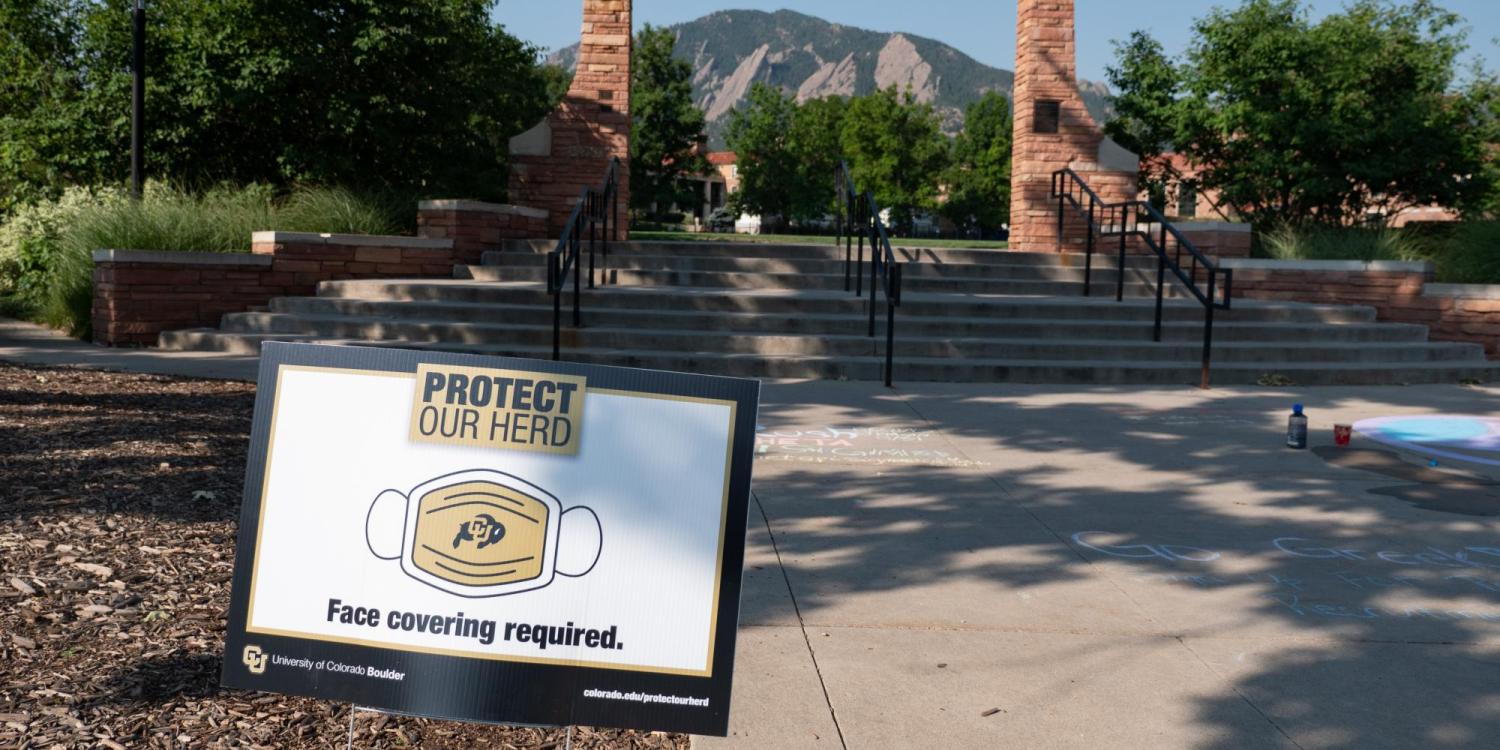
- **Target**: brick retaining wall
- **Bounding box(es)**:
[1179,222,1252,259]
[416,200,549,259]
[92,251,277,346]
[1224,259,1500,358]
[248,232,458,282]
[93,232,462,346]
[1423,285,1500,357]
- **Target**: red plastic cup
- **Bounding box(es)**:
[1334,424,1352,447]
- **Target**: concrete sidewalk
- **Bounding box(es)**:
[717,380,1500,750]
[0,318,258,380]
[6,319,1499,749]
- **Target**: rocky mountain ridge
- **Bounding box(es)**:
[548,9,1114,144]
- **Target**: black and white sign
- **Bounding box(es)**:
[222,343,760,736]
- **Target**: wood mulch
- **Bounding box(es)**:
[0,363,688,749]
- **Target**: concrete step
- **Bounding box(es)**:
[488,242,1164,269]
[212,312,1483,364]
[267,297,1429,344]
[157,330,1500,386]
[156,235,1488,385]
[157,329,345,354]
[315,281,1377,325]
[473,251,1162,284]
[499,240,1134,267]
[455,264,1181,298]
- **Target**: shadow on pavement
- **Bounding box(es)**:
[751,382,1500,748]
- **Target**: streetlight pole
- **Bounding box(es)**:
[130,0,145,202]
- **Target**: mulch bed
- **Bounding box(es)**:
[0,363,687,749]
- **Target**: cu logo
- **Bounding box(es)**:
[367,470,602,598]
[242,645,268,675]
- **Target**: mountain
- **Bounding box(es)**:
[547,9,1115,146]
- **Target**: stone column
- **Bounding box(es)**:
[1010,0,1137,253]
[509,0,632,240]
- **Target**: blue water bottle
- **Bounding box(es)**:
[1287,404,1309,450]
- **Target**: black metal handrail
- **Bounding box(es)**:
[835,161,904,387]
[548,158,619,360]
[1051,167,1234,389]
[835,160,862,295]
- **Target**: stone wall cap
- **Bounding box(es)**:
[1175,221,1253,233]
[418,200,549,220]
[1218,258,1433,273]
[251,230,323,245]
[1067,162,1135,176]
[250,231,453,249]
[93,249,273,266]
[1426,283,1500,300]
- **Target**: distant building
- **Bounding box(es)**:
[1147,154,1236,222]
[1152,153,1460,227]
[673,150,775,233]
[672,151,737,228]
[708,151,740,193]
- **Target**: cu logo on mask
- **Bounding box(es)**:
[367,470,604,598]
[453,514,507,550]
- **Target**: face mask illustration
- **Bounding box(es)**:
[365,470,602,598]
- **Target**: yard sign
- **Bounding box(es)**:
[221,342,759,736]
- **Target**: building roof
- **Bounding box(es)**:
[706,151,738,166]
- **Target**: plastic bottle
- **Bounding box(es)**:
[1287,404,1309,450]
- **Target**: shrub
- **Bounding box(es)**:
[1254,221,1500,285]
[278,186,404,236]
[1259,224,1427,263]
[0,184,407,337]
[0,187,119,315]
[1435,221,1500,284]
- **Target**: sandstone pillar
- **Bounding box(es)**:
[1010,0,1137,253]
[509,0,632,240]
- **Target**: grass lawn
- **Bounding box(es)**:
[631,230,1009,250]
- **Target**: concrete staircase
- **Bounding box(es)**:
[159,240,1499,385]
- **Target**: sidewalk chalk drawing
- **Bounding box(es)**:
[1355,415,1500,468]
[1071,532,1500,627]
[753,424,987,467]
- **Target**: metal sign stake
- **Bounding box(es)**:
[346,704,357,750]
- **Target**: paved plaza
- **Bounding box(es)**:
[5,318,1499,749]
[720,379,1500,749]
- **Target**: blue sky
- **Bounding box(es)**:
[494,0,1499,82]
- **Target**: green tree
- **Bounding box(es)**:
[940,91,1011,234]
[1106,0,1495,228]
[629,24,707,217]
[1470,74,1500,216]
[787,95,847,220]
[0,0,553,212]
[839,87,950,230]
[539,64,574,109]
[1103,31,1180,209]
[0,0,93,214]
[724,86,846,223]
[724,83,800,221]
